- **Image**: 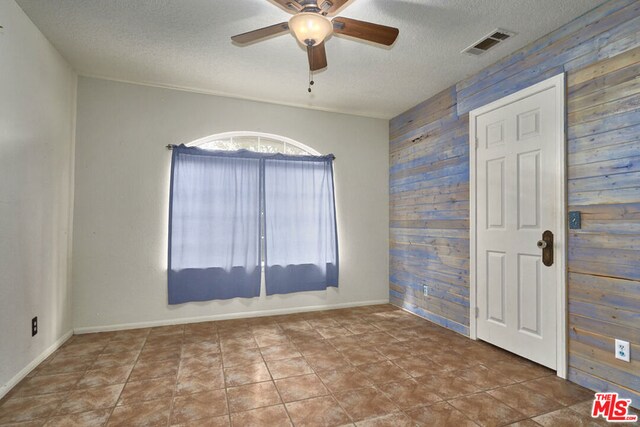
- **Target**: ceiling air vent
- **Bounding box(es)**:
[462,29,516,56]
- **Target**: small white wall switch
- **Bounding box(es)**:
[423,285,428,297]
[615,339,630,362]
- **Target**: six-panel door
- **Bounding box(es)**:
[475,86,558,369]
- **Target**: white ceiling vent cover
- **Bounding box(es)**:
[462,29,517,56]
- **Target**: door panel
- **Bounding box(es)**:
[487,251,506,325]
[517,150,540,229]
[518,253,541,337]
[475,86,558,369]
[486,158,505,229]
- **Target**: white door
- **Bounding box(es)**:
[473,80,563,369]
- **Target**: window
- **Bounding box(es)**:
[188,131,320,156]
[168,133,338,304]
[186,132,321,269]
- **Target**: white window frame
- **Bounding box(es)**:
[187,131,320,156]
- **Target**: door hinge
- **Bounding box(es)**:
[475,307,479,318]
[475,137,479,148]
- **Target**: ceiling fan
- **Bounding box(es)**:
[231,0,399,74]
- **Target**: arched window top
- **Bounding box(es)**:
[187,131,320,156]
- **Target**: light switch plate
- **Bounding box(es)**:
[569,211,581,229]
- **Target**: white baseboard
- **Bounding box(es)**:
[0,330,73,400]
[74,299,390,334]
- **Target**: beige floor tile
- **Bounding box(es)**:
[457,364,517,390]
[377,378,442,410]
[339,348,386,366]
[488,383,564,417]
[176,367,225,395]
[316,366,373,394]
[334,386,398,422]
[221,348,263,368]
[15,372,82,397]
[129,358,179,381]
[57,384,124,415]
[171,414,230,426]
[449,392,527,427]
[224,362,271,387]
[226,381,281,413]
[230,404,292,427]
[357,361,411,384]
[171,389,228,424]
[303,349,349,372]
[44,409,111,427]
[416,372,480,399]
[76,365,133,389]
[260,345,302,362]
[285,395,351,427]
[275,373,329,403]
[0,393,67,424]
[406,402,479,427]
[266,357,313,379]
[533,407,600,427]
[91,351,140,369]
[117,377,175,405]
[521,376,595,406]
[107,398,172,427]
[355,412,414,427]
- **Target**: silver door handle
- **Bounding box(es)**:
[537,240,547,249]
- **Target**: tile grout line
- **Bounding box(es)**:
[105,328,151,426]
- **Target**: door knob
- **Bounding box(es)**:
[539,230,554,267]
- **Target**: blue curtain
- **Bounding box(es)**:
[168,146,262,304]
[263,155,339,295]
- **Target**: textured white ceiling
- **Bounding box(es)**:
[16,0,603,119]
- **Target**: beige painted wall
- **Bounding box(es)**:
[0,0,77,397]
[73,77,389,331]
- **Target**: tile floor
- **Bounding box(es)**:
[0,304,626,426]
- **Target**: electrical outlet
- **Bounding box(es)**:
[615,339,630,362]
[423,285,428,297]
[32,317,38,337]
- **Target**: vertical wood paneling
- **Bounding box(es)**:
[390,0,640,405]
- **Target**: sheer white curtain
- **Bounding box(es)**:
[263,155,338,295]
[168,146,261,304]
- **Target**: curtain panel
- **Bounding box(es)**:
[168,145,338,304]
[168,146,262,304]
[263,155,339,296]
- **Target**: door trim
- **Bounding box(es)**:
[469,73,567,378]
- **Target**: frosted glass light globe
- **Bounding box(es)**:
[289,12,333,46]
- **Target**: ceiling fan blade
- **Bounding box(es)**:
[319,0,350,16]
[268,0,303,14]
[307,42,328,71]
[332,17,399,46]
[231,22,290,45]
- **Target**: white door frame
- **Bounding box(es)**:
[469,73,567,378]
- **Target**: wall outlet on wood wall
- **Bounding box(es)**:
[423,285,428,297]
[615,339,630,362]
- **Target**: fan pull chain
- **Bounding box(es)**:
[308,69,315,93]
[308,46,315,93]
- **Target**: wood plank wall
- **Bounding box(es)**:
[389,0,640,403]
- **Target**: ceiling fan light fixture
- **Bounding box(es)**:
[289,12,333,46]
